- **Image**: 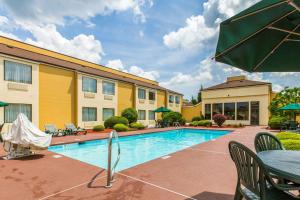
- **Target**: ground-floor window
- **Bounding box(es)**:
[103,108,115,121]
[82,107,97,121]
[224,102,235,120]
[148,110,155,120]
[4,104,32,123]
[138,110,146,120]
[204,104,211,119]
[237,102,249,120]
[212,103,223,116]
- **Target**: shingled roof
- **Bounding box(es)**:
[0,43,182,95]
[203,77,270,91]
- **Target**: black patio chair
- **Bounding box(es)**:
[254,132,285,153]
[229,141,299,200]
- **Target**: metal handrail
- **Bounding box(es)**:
[106,130,121,188]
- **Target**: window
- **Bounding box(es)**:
[4,60,32,84]
[4,104,32,123]
[224,103,235,120]
[102,81,115,95]
[138,88,146,99]
[175,96,180,104]
[82,107,97,121]
[212,103,223,116]
[148,110,155,120]
[138,110,146,120]
[169,95,174,103]
[82,76,97,93]
[204,104,211,120]
[103,108,115,121]
[149,91,156,101]
[237,102,249,120]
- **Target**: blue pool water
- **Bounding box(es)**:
[49,129,230,171]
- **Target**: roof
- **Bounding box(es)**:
[0,43,182,95]
[203,79,270,91]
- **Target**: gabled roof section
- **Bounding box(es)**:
[203,76,270,91]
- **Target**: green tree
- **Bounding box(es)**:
[197,85,204,103]
[191,96,197,105]
[269,87,300,117]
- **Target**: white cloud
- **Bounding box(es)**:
[139,30,144,37]
[163,0,259,51]
[273,84,283,92]
[106,59,159,81]
[0,0,151,25]
[23,24,104,63]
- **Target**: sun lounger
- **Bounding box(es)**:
[65,123,87,135]
[45,124,65,137]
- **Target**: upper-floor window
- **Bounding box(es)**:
[4,104,32,123]
[169,95,174,103]
[4,60,32,84]
[149,91,155,101]
[82,76,97,93]
[102,81,115,95]
[175,96,180,104]
[138,88,146,99]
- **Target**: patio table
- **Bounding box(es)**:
[258,150,300,184]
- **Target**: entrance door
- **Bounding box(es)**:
[250,101,259,125]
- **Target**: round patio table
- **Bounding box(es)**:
[258,150,300,184]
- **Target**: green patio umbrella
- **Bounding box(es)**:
[279,103,300,120]
[215,0,300,72]
[0,101,8,107]
[153,107,171,113]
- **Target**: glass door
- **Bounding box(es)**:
[250,101,259,125]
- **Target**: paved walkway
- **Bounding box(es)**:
[0,126,268,200]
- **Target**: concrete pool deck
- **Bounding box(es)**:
[0,126,270,200]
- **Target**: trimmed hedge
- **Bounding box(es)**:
[130,122,145,130]
[113,123,129,132]
[190,120,212,127]
[191,116,204,122]
[268,116,288,129]
[104,116,129,128]
[92,125,104,132]
[277,132,300,140]
[281,139,300,150]
[276,131,300,150]
[121,108,138,123]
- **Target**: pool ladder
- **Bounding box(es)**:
[106,130,121,188]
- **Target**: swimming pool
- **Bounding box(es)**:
[49,129,230,171]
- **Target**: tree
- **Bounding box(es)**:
[269,87,300,118]
[197,85,204,103]
[191,96,197,105]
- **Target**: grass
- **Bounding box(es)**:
[276,131,300,150]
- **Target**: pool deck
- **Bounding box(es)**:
[0,126,271,200]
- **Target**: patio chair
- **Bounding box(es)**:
[254,132,285,153]
[65,123,87,135]
[45,124,65,137]
[229,141,299,200]
[289,121,299,131]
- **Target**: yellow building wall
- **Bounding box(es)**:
[157,90,166,119]
[39,65,76,129]
[182,103,202,122]
[117,82,134,115]
[0,36,157,85]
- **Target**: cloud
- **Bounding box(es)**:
[163,0,259,51]
[0,0,151,25]
[23,24,104,63]
[106,59,159,80]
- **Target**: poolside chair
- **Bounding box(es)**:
[289,121,299,131]
[229,141,298,200]
[45,124,65,137]
[254,132,285,153]
[65,123,87,135]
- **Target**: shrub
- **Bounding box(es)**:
[268,116,288,129]
[277,132,300,141]
[104,116,129,128]
[162,111,184,125]
[190,120,212,127]
[191,121,199,126]
[113,123,129,132]
[213,114,227,127]
[191,115,204,122]
[92,125,104,132]
[130,122,145,130]
[281,139,300,150]
[121,108,138,123]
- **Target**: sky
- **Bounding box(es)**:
[0,0,299,99]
